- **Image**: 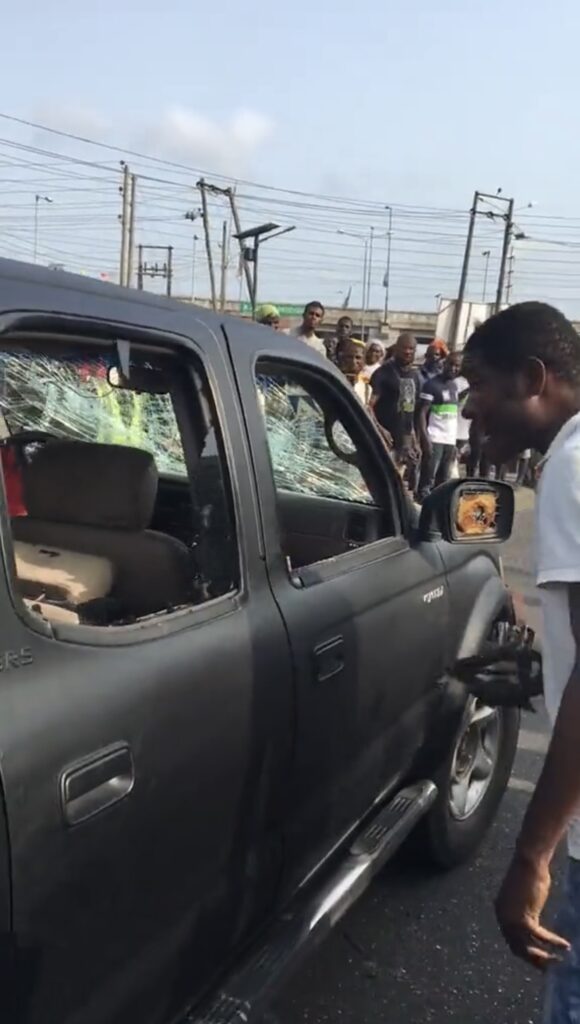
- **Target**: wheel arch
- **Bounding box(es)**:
[454,576,515,662]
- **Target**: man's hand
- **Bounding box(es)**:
[495,852,569,969]
[377,425,393,450]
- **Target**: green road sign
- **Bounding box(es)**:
[239,302,304,317]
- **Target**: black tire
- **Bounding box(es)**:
[421,701,520,869]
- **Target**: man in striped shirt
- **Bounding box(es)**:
[417,351,464,500]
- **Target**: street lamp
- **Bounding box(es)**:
[338,226,389,341]
[338,228,372,341]
[34,194,53,264]
[481,250,491,302]
[234,222,295,318]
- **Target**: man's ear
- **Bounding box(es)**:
[522,356,547,398]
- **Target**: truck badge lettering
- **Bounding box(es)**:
[0,647,34,672]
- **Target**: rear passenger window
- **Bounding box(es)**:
[0,343,238,632]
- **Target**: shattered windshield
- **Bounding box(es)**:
[0,351,187,476]
[256,372,375,505]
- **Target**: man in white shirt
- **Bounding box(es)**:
[462,301,580,1022]
[292,301,327,358]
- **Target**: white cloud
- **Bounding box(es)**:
[147,106,274,174]
[25,102,273,177]
[30,102,110,140]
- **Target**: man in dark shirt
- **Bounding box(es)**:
[370,332,421,490]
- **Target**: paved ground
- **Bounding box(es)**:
[273,488,562,1024]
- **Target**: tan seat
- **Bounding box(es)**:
[15,541,114,606]
[13,440,194,622]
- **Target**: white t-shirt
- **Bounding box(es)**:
[536,410,580,858]
[420,375,461,445]
[292,327,326,358]
[455,376,471,442]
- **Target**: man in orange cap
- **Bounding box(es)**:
[419,339,449,388]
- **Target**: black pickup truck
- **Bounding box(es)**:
[0,260,536,1024]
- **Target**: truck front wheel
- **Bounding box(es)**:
[422,697,520,868]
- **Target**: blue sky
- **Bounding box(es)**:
[1,0,580,313]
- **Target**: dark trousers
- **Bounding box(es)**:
[419,442,455,500]
[467,424,491,478]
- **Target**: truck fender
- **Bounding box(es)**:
[454,576,514,662]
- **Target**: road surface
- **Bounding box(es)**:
[274,490,560,1024]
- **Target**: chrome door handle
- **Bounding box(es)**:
[313,636,345,682]
[60,743,134,826]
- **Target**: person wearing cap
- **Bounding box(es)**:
[362,340,385,382]
[255,304,281,330]
[420,339,448,387]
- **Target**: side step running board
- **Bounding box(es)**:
[186,780,437,1024]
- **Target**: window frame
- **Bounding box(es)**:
[0,318,244,647]
[253,356,409,579]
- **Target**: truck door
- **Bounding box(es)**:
[227,328,449,886]
[0,290,292,1024]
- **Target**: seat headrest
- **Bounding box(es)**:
[23,441,158,531]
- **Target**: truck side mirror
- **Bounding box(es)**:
[418,478,514,544]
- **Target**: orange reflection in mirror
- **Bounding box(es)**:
[456,490,498,537]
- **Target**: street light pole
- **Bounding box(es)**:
[384,207,393,323]
[234,222,294,318]
[34,194,53,264]
[365,226,375,335]
[482,250,491,302]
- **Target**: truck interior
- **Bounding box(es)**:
[0,336,238,629]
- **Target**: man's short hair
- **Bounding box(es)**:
[338,315,353,326]
[465,301,580,385]
[304,300,325,316]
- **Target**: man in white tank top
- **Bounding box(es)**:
[462,302,580,1023]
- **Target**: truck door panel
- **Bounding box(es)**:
[225,329,449,885]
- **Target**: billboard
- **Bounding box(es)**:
[435,299,503,349]
[239,301,304,317]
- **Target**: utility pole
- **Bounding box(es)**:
[126,173,137,287]
[481,249,491,302]
[450,190,479,351]
[506,246,515,304]
[137,245,173,296]
[495,197,514,312]
[361,240,369,343]
[225,189,255,305]
[191,234,198,301]
[33,194,53,264]
[184,209,202,301]
[119,163,130,286]
[197,180,254,305]
[197,179,218,311]
[219,219,228,311]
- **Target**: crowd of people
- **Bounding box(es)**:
[256,299,480,502]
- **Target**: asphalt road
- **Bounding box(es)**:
[273,490,562,1024]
